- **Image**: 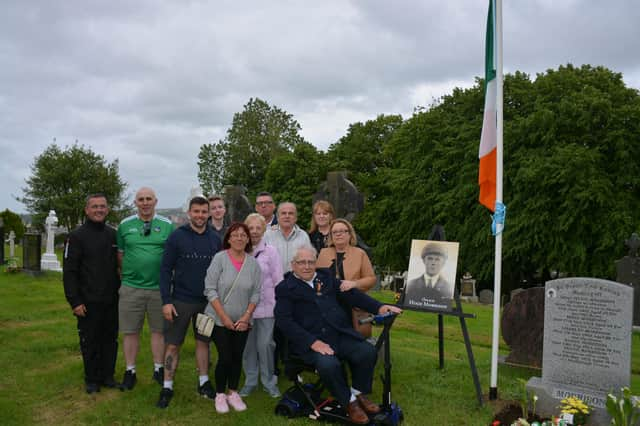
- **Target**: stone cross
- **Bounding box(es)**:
[8,230,16,258]
[44,210,58,255]
[40,210,62,272]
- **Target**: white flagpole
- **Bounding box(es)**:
[489,0,504,401]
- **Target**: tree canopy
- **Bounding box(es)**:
[18,144,128,231]
[197,65,640,292]
[198,97,306,196]
[1,209,25,240]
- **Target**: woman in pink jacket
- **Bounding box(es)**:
[239,213,284,398]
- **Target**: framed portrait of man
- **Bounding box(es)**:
[401,240,459,312]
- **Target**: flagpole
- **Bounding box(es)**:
[489,0,504,401]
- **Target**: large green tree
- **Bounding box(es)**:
[264,141,328,224]
[198,98,305,196]
[18,144,128,231]
[0,209,26,240]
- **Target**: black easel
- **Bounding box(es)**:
[401,225,483,407]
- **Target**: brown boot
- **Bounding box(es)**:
[347,400,369,424]
[356,394,381,414]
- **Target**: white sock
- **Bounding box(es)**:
[126,365,136,373]
[154,363,163,372]
[199,375,209,386]
[351,387,362,397]
[164,380,173,390]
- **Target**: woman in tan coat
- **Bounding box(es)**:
[316,218,376,336]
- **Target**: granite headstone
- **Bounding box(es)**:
[22,232,42,272]
[501,287,545,368]
[616,233,640,327]
[478,289,493,304]
[223,186,252,223]
[313,171,364,222]
[527,278,633,425]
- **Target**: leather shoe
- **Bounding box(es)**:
[357,394,381,414]
[347,400,369,424]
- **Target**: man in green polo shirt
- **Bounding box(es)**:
[117,187,174,390]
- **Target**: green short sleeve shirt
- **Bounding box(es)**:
[117,214,174,289]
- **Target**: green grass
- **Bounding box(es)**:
[1,269,638,425]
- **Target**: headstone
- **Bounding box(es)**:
[459,272,478,302]
[510,287,524,301]
[527,278,633,425]
[313,171,364,222]
[0,218,4,265]
[223,186,252,223]
[22,232,42,272]
[616,233,640,327]
[8,231,16,258]
[478,289,493,304]
[40,210,62,272]
[501,287,545,368]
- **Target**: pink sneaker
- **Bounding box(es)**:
[215,393,229,414]
[227,391,247,411]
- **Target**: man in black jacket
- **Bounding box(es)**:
[63,193,120,394]
[275,246,401,424]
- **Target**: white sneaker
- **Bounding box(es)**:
[214,393,229,414]
[227,391,247,411]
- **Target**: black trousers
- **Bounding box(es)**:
[300,335,377,407]
[77,301,118,384]
[211,326,249,393]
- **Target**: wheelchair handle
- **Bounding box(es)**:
[358,311,398,325]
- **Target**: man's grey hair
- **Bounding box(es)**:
[277,201,297,213]
[292,245,317,262]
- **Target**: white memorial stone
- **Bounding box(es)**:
[40,210,62,271]
[8,230,16,258]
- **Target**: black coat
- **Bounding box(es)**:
[63,220,120,308]
[274,268,382,356]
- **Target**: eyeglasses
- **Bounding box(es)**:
[142,221,151,236]
[293,260,316,267]
[331,229,349,236]
[256,201,274,206]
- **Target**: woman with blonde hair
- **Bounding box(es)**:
[316,218,376,337]
[308,200,335,253]
[239,213,283,398]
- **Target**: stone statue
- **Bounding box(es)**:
[40,210,62,271]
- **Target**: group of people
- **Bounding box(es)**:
[63,188,400,423]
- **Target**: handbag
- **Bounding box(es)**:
[332,251,373,338]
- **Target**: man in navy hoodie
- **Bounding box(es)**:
[156,196,222,408]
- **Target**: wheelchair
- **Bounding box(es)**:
[274,312,403,425]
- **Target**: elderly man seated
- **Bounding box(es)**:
[274,245,402,424]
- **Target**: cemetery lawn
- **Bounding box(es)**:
[1,270,639,426]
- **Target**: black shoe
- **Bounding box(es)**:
[102,377,120,388]
[120,370,137,391]
[156,387,173,409]
[152,367,164,386]
[86,383,101,394]
[198,380,215,400]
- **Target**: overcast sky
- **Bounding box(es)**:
[1,0,639,214]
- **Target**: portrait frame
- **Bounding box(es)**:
[401,239,460,312]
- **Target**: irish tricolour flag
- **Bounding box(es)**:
[478,0,497,212]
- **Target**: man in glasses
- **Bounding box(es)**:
[274,246,402,424]
[63,193,120,394]
[116,187,174,390]
[255,192,277,227]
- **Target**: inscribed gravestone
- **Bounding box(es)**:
[313,171,364,222]
[478,289,493,304]
[22,232,41,272]
[527,278,633,425]
[40,210,62,271]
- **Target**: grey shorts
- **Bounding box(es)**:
[118,285,164,334]
[164,300,209,346]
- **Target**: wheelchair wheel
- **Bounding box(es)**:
[274,399,298,418]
